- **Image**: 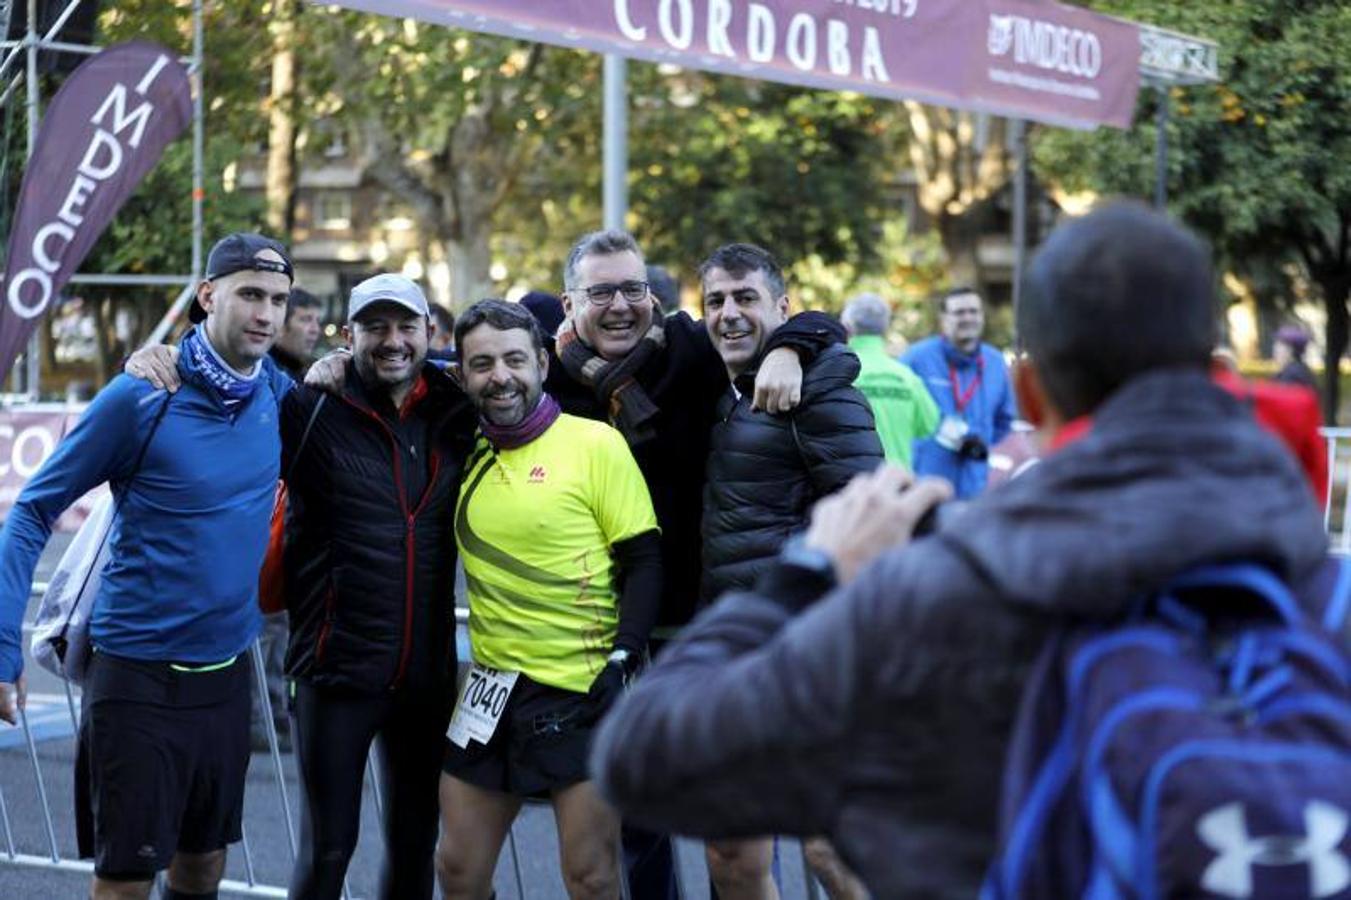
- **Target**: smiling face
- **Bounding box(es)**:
[198,251,292,370]
[562,250,656,361]
[344,302,431,396]
[458,323,548,426]
[702,266,790,378]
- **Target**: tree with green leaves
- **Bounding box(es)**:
[1038,0,1351,420]
[302,10,600,308]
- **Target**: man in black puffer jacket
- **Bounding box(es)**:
[281,274,476,900]
[699,242,883,604]
[696,243,882,899]
[591,204,1333,898]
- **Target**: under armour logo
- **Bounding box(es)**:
[1197,801,1350,898]
[528,466,546,483]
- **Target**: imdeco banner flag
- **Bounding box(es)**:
[0,41,192,378]
[326,0,1141,128]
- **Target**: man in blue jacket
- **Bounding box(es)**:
[903,287,1016,498]
[0,233,294,900]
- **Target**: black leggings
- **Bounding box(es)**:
[289,681,451,900]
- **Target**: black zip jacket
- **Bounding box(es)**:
[280,361,477,694]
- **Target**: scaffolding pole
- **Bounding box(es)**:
[3,0,208,398]
[21,0,39,397]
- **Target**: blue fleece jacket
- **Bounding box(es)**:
[0,334,292,681]
[901,336,1016,499]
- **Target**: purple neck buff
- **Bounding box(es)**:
[479,392,562,450]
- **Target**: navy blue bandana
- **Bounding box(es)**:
[183,327,260,411]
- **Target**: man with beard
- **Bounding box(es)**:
[903,287,1016,498]
[278,274,476,899]
[436,300,661,900]
[591,202,1333,897]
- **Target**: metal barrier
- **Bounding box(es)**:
[3,604,838,899]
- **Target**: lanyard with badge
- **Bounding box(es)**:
[935,353,984,452]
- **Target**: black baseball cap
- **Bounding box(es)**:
[189,233,295,323]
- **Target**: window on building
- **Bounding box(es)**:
[314,192,352,231]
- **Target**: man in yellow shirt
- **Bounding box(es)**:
[437,299,661,900]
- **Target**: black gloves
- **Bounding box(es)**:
[585,648,643,721]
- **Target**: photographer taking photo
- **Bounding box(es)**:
[903,287,1015,497]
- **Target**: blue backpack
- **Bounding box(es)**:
[984,559,1351,900]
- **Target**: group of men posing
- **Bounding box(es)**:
[0,226,899,900]
[2,201,1330,900]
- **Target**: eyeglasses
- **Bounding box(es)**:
[574,280,649,306]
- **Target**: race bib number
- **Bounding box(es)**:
[447,664,519,749]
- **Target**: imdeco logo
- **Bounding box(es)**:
[987,13,1103,79]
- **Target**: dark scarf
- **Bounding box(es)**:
[556,310,665,445]
[183,326,260,412]
[480,392,561,450]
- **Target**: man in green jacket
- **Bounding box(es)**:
[841,293,938,468]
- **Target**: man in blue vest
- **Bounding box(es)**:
[902,287,1016,498]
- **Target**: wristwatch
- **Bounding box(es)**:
[779,535,838,588]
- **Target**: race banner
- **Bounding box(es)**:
[0,405,101,532]
[325,0,1141,128]
[0,41,192,379]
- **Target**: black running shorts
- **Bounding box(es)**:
[76,651,251,879]
[442,673,594,798]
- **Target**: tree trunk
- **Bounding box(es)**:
[264,0,300,237]
[1320,276,1349,425]
[447,227,492,312]
[937,211,983,292]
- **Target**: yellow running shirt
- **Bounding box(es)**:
[456,413,658,693]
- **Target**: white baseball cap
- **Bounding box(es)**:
[347,273,430,321]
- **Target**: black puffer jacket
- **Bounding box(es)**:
[281,362,476,694]
[593,370,1331,898]
[700,343,883,602]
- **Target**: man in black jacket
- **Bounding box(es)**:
[591,203,1332,897]
[697,243,882,900]
[281,274,476,900]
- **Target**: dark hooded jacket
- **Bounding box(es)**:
[591,370,1330,898]
[701,343,883,602]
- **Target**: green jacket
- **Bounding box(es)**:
[848,335,939,468]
